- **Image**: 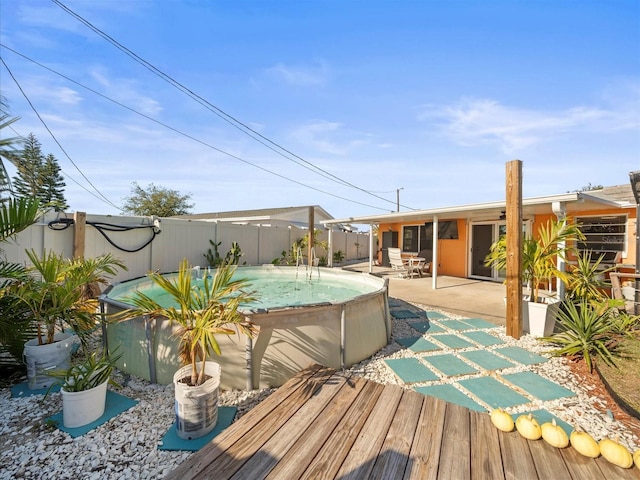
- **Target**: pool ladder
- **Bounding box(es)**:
[295,247,320,281]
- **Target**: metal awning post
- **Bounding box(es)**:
[369,223,375,274]
[432,215,438,289]
[629,171,640,315]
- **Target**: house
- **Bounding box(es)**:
[322,184,638,287]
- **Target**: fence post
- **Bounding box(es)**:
[73,211,86,259]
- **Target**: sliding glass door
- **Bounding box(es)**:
[470,223,506,280]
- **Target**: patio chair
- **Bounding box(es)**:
[388,248,421,278]
[417,249,433,276]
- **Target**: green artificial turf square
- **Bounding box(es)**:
[384,358,439,383]
[422,354,478,377]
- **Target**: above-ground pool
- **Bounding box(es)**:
[100,265,390,390]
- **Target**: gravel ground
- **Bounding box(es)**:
[1,301,638,479]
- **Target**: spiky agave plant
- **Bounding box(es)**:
[542,300,618,372]
[122,259,257,386]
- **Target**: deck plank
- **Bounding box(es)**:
[229,371,354,479]
[559,445,607,480]
[528,437,572,479]
[437,402,471,480]
[297,381,385,480]
[334,384,404,479]
[165,364,330,480]
[498,431,538,480]
[404,394,447,480]
[199,366,337,479]
[469,410,505,480]
[369,390,424,479]
[259,374,367,479]
[594,455,640,479]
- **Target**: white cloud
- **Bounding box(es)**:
[420,85,640,154]
[264,61,329,87]
[289,120,370,155]
[88,67,162,116]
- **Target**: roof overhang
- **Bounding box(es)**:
[322,192,624,226]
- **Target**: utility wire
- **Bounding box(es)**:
[51,0,415,211]
[0,56,123,211]
[0,46,392,212]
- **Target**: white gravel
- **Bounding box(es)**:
[1,301,638,479]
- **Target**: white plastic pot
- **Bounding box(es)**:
[524,299,560,337]
[23,332,75,390]
[174,361,220,440]
[61,379,108,428]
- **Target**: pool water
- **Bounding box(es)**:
[108,267,379,311]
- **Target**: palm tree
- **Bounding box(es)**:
[485,219,585,303]
[0,95,22,201]
[121,259,257,386]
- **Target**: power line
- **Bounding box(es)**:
[51,0,415,211]
[0,46,393,212]
[0,56,123,212]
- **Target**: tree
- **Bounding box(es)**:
[122,182,194,217]
[12,133,44,199]
[11,133,67,210]
[39,154,68,211]
[570,183,604,193]
[0,95,22,201]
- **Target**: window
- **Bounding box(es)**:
[402,225,430,252]
[576,215,626,264]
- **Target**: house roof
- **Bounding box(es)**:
[584,184,636,205]
[322,185,634,226]
[177,205,334,223]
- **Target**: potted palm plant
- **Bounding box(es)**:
[119,258,256,440]
[485,219,584,337]
[46,348,122,428]
[10,249,126,389]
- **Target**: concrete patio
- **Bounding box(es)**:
[342,262,507,326]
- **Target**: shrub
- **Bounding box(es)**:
[543,300,621,372]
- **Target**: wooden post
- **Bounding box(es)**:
[308,206,314,265]
[505,161,523,339]
[73,211,86,259]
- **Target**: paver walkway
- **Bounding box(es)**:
[385,303,578,434]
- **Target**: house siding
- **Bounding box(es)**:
[379,206,637,281]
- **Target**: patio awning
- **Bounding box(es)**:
[321,192,624,227]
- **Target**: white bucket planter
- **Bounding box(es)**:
[61,379,108,428]
[174,361,220,440]
[523,299,560,337]
[23,332,75,390]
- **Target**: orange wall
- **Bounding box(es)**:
[378,219,468,277]
[379,206,637,279]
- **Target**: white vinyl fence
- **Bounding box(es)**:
[2,212,371,284]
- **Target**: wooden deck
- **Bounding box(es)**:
[166,364,640,480]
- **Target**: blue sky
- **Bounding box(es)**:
[1,0,638,221]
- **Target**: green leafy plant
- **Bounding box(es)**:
[542,300,619,372]
[119,259,257,386]
[333,250,345,264]
[607,309,640,336]
[485,219,584,303]
[0,197,47,365]
[272,230,328,266]
[566,250,615,304]
[9,249,126,347]
[46,348,122,393]
[203,240,245,267]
